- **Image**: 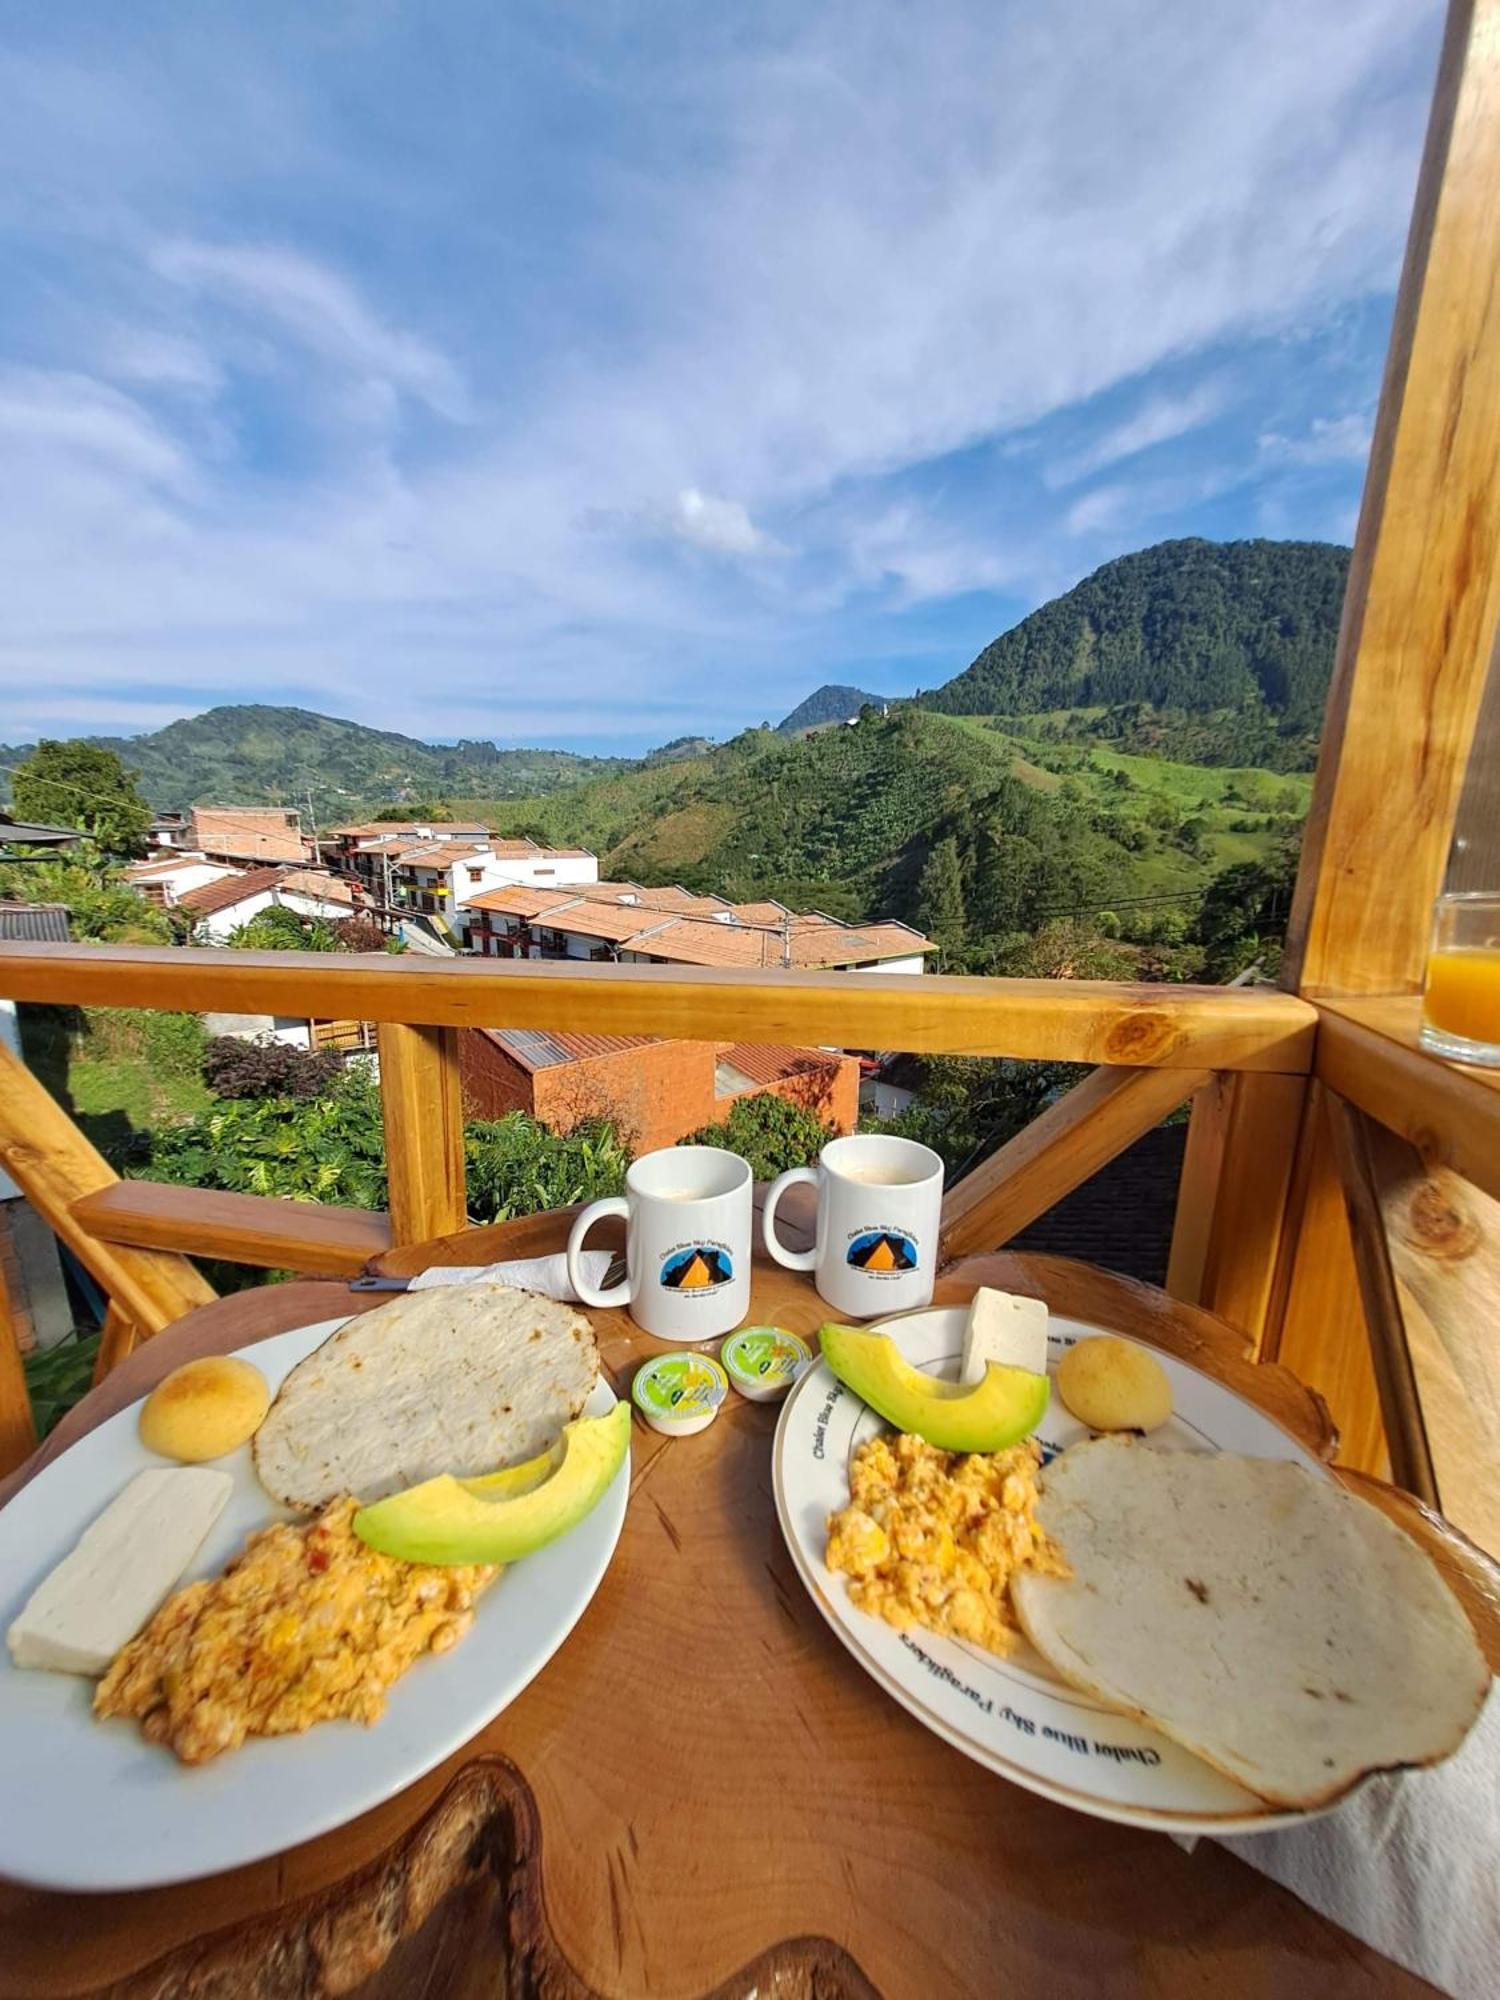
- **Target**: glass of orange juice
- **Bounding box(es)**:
[1421,892,1500,1066]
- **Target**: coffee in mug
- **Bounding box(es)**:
[567,1145,752,1341]
[762,1133,944,1317]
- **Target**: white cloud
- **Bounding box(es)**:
[103,328,223,393]
[0,0,1441,744]
[149,238,470,421]
[1258,412,1374,466]
[0,369,191,488]
[669,487,776,555]
[1046,381,1232,487]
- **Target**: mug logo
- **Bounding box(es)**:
[661,1246,734,1290]
[847,1230,918,1273]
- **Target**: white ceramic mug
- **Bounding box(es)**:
[567,1145,753,1341]
[762,1133,944,1318]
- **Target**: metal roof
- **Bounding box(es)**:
[0,902,72,943]
[0,813,83,850]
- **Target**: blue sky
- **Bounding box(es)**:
[0,1,1442,755]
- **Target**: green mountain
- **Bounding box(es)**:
[0,706,627,815]
[777,684,883,734]
[480,704,1308,945]
[923,538,1349,733]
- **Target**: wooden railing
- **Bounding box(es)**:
[0,947,1317,1280]
[2,0,1499,1545]
[0,941,1495,1520]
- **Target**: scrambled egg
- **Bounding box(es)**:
[826,1432,1065,1654]
[94,1497,497,1764]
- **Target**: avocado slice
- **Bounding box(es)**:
[819,1323,1048,1452]
[352,1401,631,1565]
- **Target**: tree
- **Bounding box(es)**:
[334,913,400,953]
[11,741,152,859]
[685,1093,831,1180]
[1193,847,1300,981]
[914,837,966,954]
[861,1056,1082,1178]
[0,858,172,942]
[993,918,1134,981]
[224,905,339,951]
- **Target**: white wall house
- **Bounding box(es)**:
[395,842,599,944]
[179,868,356,943]
[125,854,239,908]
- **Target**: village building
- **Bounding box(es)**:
[173,865,356,943]
[459,1028,859,1154]
[384,838,598,943]
[185,808,309,867]
[465,880,932,972]
[124,853,241,909]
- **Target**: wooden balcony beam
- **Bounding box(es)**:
[70,1183,393,1277]
[0,945,1318,1072]
[1315,995,1500,1205]
[0,1042,215,1335]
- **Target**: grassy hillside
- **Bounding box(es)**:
[466,707,1304,940]
[0,705,628,816]
[923,538,1349,761]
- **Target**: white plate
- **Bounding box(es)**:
[773,1306,1334,1834]
[0,1317,628,1891]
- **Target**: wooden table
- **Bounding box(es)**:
[3,1222,1495,2000]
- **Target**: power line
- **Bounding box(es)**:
[0,762,312,851]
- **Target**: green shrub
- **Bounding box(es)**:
[465,1115,629,1222]
[203,1036,341,1100]
[685,1092,832,1181]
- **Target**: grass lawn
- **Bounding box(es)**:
[67,1054,212,1131]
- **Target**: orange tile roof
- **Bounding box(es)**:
[726,899,792,925]
[569,880,648,903]
[392,841,493,869]
[280,867,355,905]
[466,885,585,919]
[464,882,932,966]
[716,1041,845,1087]
[176,866,286,918]
[617,917,931,969]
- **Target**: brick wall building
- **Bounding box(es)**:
[459,1029,858,1154]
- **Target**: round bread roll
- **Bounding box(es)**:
[1057,1336,1171,1432]
[139,1356,270,1462]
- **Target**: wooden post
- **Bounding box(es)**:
[1270,1090,1390,1479]
[92,1304,142,1387]
[0,1252,37,1480]
[1166,1073,1306,1349]
[1324,1098,1438,1504]
[1367,1122,1500,1551]
[378,1023,467,1245]
[0,1042,215,1335]
[940,1065,1207,1260]
[1260,0,1500,1467]
[1286,0,1500,996]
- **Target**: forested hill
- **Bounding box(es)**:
[923,539,1350,728]
[777,684,882,733]
[0,706,627,813]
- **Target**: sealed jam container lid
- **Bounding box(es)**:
[631,1351,729,1436]
[720,1326,812,1403]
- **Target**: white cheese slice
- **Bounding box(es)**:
[960,1287,1049,1386]
[6,1466,231,1676]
